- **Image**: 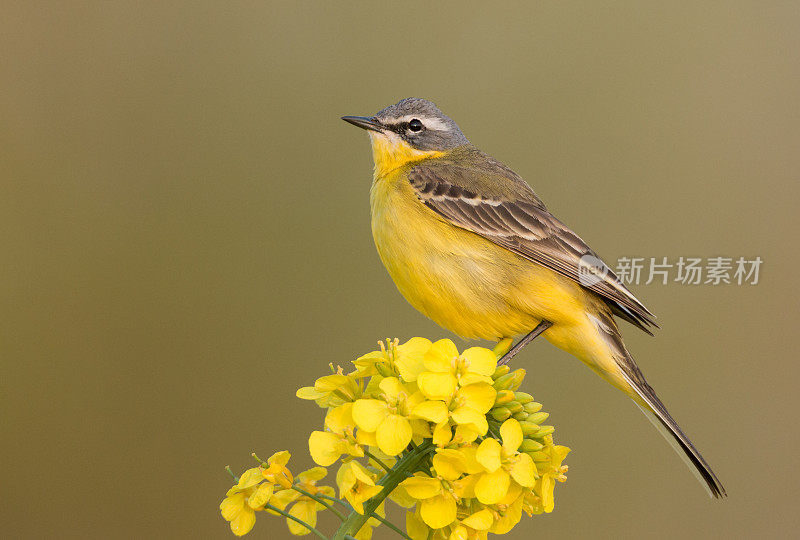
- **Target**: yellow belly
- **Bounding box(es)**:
[369,170,597,341]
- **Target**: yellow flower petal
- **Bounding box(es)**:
[450,524,469,540]
[500,418,523,454]
[420,492,457,529]
[220,492,245,521]
[309,431,344,467]
[296,387,324,400]
[456,383,497,414]
[230,506,256,536]
[462,347,497,376]
[457,373,494,387]
[269,489,301,511]
[475,468,511,504]
[453,423,480,444]
[268,451,291,467]
[499,481,524,506]
[552,445,571,468]
[509,452,536,487]
[353,525,374,540]
[411,400,449,424]
[378,376,405,399]
[433,421,453,446]
[297,466,327,484]
[400,475,442,499]
[458,446,484,474]
[489,493,524,534]
[237,467,265,490]
[432,448,467,481]
[461,508,494,531]
[287,500,318,535]
[417,372,458,401]
[350,461,377,485]
[451,407,488,435]
[388,483,418,508]
[376,414,412,456]
[475,438,502,472]
[352,399,389,432]
[406,508,431,540]
[247,483,274,509]
[424,339,459,372]
[410,418,433,439]
[395,337,432,382]
[315,374,351,392]
[540,474,555,513]
[355,429,377,447]
[325,403,355,434]
[452,473,479,499]
[346,485,383,515]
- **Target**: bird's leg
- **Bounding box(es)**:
[496,320,553,366]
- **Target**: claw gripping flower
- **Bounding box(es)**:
[221,337,570,539]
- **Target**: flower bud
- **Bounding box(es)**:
[508,369,526,391]
[534,425,555,437]
[512,411,528,421]
[492,365,510,379]
[375,362,394,378]
[519,421,541,436]
[513,392,534,404]
[520,439,544,452]
[505,401,524,414]
[490,407,512,421]
[494,390,515,405]
[526,412,549,425]
[529,450,551,462]
[492,372,515,390]
[523,402,543,414]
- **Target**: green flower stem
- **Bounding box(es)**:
[224,466,238,482]
[317,493,352,510]
[332,442,434,540]
[291,484,347,522]
[264,503,329,540]
[363,449,393,473]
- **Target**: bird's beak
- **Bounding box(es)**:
[341,115,384,133]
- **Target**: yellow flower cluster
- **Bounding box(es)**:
[298,338,570,539]
[220,451,335,536]
[221,337,570,539]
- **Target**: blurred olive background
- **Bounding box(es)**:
[2,1,799,538]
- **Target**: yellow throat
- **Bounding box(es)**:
[368,131,443,177]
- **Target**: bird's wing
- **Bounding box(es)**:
[408,161,657,332]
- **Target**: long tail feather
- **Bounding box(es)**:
[622,372,727,498]
[590,312,726,498]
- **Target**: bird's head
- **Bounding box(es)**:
[342,98,469,176]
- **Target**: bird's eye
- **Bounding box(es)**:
[408,119,424,132]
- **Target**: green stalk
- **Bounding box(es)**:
[317,493,352,510]
[363,449,393,473]
[331,442,434,540]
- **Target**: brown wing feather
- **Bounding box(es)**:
[408,163,658,331]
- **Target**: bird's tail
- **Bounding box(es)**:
[589,313,727,498]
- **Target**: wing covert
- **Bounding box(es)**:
[408,163,657,332]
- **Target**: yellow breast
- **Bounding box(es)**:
[370,168,579,340]
[366,133,593,340]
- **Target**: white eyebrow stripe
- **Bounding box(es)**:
[384,114,450,131]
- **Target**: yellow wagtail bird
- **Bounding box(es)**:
[342,97,725,498]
